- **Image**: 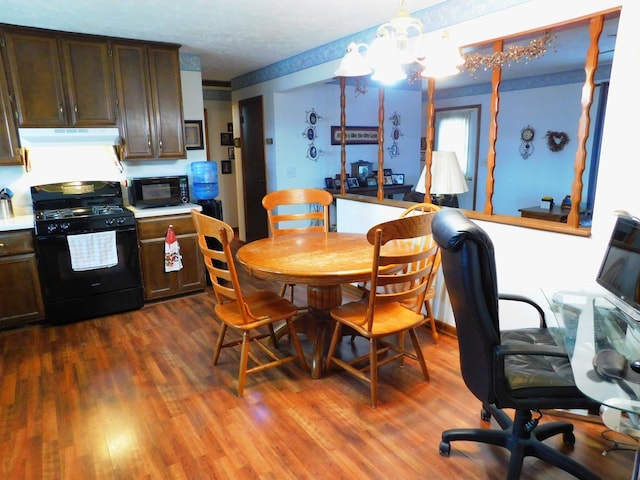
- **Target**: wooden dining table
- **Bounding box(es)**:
[236,232,376,378]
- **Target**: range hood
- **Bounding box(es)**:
[19,127,121,147]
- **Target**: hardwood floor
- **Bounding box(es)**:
[0,256,636,478]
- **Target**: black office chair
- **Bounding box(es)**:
[431,209,600,480]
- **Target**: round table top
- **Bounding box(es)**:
[236,232,374,286]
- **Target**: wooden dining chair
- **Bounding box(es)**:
[399,202,442,343]
[262,188,334,302]
[326,213,437,407]
[191,209,308,396]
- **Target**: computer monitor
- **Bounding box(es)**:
[596,215,640,318]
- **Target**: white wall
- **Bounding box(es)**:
[270,84,424,193]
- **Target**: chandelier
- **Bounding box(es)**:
[335,0,464,84]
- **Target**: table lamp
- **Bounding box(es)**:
[415,151,468,207]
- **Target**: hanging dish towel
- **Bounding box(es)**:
[67,231,118,271]
[164,225,183,272]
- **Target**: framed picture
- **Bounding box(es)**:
[420,137,427,151]
[366,177,377,187]
[228,147,234,160]
[227,122,233,133]
[391,173,405,185]
[220,132,233,146]
[334,178,342,189]
[330,125,379,145]
[346,177,359,189]
[184,120,204,150]
[325,177,335,189]
[384,175,393,185]
[384,168,392,176]
[221,160,232,174]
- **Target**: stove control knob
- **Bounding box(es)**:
[47,223,58,233]
[116,217,126,225]
[105,218,115,226]
[60,222,70,231]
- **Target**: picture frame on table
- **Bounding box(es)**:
[383,175,393,185]
[366,177,377,187]
[383,168,392,176]
[184,120,204,150]
[324,177,335,189]
[221,160,232,174]
[391,173,405,185]
[220,132,234,146]
[346,177,359,189]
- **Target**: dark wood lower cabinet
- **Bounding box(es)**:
[0,230,45,327]
[136,214,206,301]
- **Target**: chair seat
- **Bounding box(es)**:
[331,299,426,337]
[215,291,299,329]
[502,328,586,401]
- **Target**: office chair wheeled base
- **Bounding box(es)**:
[439,403,599,480]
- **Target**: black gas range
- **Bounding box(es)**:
[31,181,144,324]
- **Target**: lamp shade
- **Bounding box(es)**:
[415,151,468,195]
[432,151,468,194]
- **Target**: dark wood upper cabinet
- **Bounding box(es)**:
[112,43,154,159]
[2,30,66,127]
[1,28,116,127]
[0,45,20,165]
[60,37,116,126]
[113,43,185,160]
[148,47,185,159]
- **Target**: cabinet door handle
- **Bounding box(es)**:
[59,103,64,119]
[148,136,151,148]
[74,104,78,113]
[159,139,163,150]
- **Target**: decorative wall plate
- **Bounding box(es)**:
[389,143,399,157]
[303,126,316,141]
[306,109,319,125]
[392,128,401,141]
[390,112,400,126]
[307,145,318,160]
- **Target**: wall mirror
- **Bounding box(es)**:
[424,9,619,234]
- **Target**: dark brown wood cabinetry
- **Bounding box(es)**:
[113,43,185,160]
[136,214,205,300]
[1,28,116,127]
[0,45,20,165]
[0,230,45,328]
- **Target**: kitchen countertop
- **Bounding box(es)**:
[0,207,34,232]
[127,203,202,218]
[0,204,203,232]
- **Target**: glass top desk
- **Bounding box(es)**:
[544,288,640,479]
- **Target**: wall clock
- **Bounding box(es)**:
[519,125,535,159]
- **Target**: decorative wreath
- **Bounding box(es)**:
[544,130,570,152]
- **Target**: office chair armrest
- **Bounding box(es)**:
[498,293,547,328]
[495,343,567,359]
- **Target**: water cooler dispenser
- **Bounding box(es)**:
[190,162,223,285]
[190,161,223,220]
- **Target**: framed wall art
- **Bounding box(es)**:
[221,160,232,174]
[330,126,379,145]
[185,120,204,150]
[220,132,233,146]
[228,147,235,160]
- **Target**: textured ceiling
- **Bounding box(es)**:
[0,0,445,81]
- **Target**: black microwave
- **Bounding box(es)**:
[128,176,189,208]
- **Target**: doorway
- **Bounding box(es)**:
[239,96,269,242]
